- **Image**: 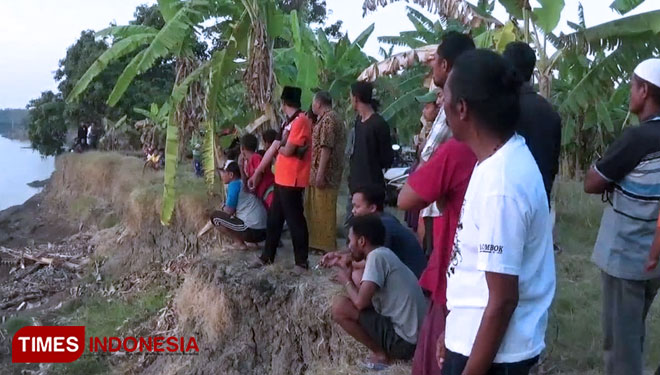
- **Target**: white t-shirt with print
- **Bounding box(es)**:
[445,134,556,363]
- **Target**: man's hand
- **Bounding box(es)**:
[436,332,446,371]
[646,256,659,272]
[295,144,309,159]
[335,267,351,284]
[320,252,340,267]
[247,172,262,191]
[314,173,326,189]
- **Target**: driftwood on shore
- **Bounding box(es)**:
[0,245,89,312]
[0,246,87,272]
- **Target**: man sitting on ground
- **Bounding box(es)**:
[198,161,267,250]
[331,214,428,370]
[240,134,274,210]
[321,184,427,278]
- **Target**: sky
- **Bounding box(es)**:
[1,0,659,109]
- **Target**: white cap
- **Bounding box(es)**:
[220,159,234,171]
[634,58,660,88]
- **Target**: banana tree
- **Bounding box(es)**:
[378,6,465,48]
[273,10,375,109]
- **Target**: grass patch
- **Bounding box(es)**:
[100,213,119,229]
[47,289,168,375]
[2,316,33,336]
[68,196,97,221]
[546,180,660,373]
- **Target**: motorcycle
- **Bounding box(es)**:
[384,144,416,206]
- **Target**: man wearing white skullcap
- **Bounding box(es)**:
[584,57,660,375]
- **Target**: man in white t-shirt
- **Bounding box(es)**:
[437,49,556,375]
[331,214,427,371]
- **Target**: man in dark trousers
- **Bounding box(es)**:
[503,42,561,204]
[345,81,393,224]
[248,86,313,274]
[584,58,660,375]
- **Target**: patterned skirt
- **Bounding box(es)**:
[304,187,338,252]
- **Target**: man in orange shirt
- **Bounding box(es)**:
[248,86,313,273]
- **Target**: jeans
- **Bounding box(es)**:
[260,184,309,267]
[442,350,538,375]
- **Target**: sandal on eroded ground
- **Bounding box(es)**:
[359,361,390,372]
[224,242,248,251]
[247,256,269,269]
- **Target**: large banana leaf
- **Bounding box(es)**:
[405,6,435,31]
[559,36,660,113]
[202,120,215,188]
[66,34,155,103]
[560,10,660,53]
[610,0,646,15]
[158,0,182,22]
[493,22,517,52]
[497,0,524,19]
[381,87,427,122]
[160,110,179,226]
[407,11,436,43]
[362,0,499,27]
[378,35,426,49]
[534,0,565,35]
[107,6,194,106]
[289,10,319,109]
[96,25,158,39]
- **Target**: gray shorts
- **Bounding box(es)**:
[359,308,416,360]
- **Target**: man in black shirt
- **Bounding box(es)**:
[345,81,393,224]
[503,42,561,204]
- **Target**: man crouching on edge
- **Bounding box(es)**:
[330,214,428,371]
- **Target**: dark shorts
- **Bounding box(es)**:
[359,308,416,360]
[210,211,266,243]
[442,350,538,375]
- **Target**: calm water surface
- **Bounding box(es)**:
[0,136,55,211]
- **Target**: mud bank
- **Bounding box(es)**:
[1,152,410,375]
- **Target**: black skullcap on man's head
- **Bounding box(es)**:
[281,86,302,108]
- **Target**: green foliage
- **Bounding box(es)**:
[378,6,461,49]
[26,91,68,156]
[66,33,156,105]
[534,0,565,35]
[107,6,194,106]
[559,10,660,54]
[25,5,174,156]
[376,67,428,144]
[610,0,645,15]
[497,0,525,19]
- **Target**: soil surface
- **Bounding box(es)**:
[0,192,77,248]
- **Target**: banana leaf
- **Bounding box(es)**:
[160,110,179,225]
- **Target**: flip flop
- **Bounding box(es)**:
[360,361,390,371]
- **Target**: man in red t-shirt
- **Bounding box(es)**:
[240,134,274,209]
[398,138,476,375]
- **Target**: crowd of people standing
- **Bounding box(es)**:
[197,30,660,375]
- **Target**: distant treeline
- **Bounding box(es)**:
[0,108,29,139]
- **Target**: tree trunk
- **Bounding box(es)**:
[244,14,277,132]
[538,71,552,99]
[175,57,205,161]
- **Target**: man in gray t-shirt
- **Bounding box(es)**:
[330,214,427,370]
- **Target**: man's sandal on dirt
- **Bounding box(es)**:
[360,361,389,371]
[247,256,269,269]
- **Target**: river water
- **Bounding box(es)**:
[0,136,55,211]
